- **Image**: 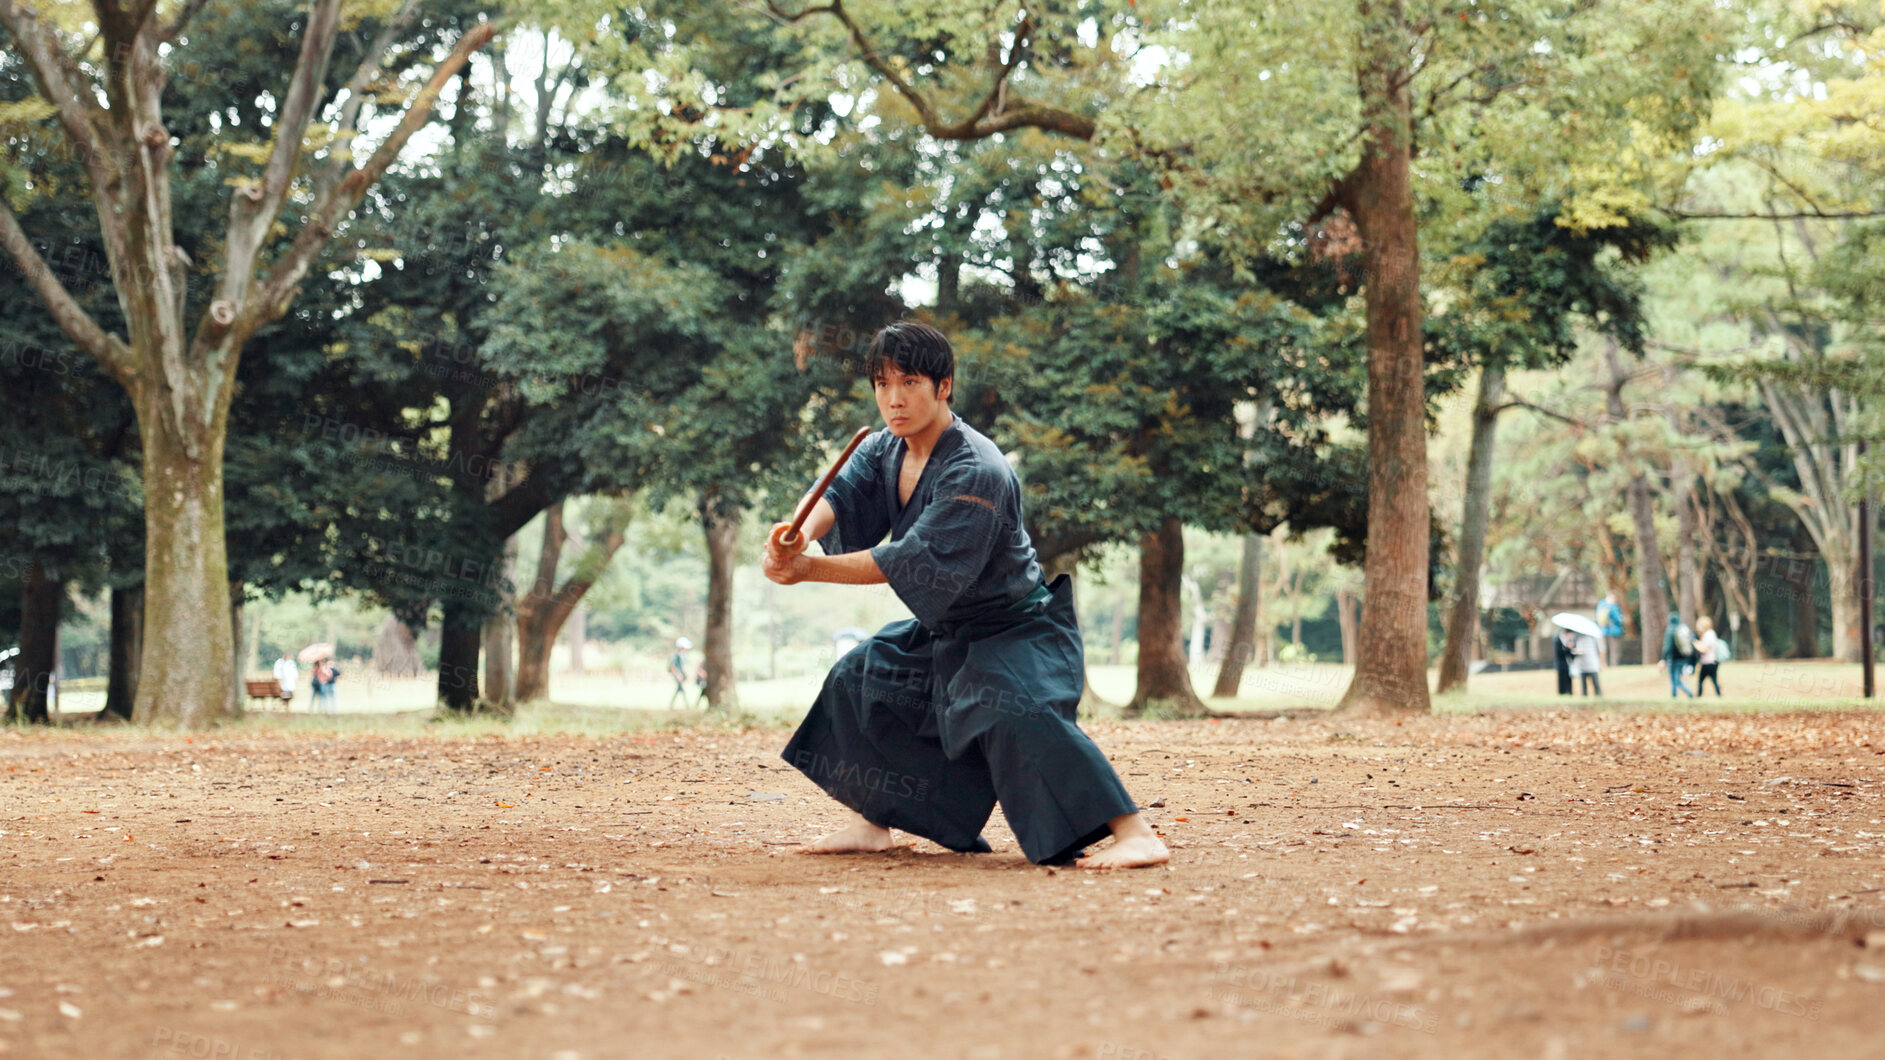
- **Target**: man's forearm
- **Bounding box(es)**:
[803,549,887,586]
[797,497,837,543]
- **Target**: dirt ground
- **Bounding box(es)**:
[4,708,1885,1060]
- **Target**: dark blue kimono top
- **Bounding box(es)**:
[815,416,1044,630]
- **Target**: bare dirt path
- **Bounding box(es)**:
[3,710,1884,1059]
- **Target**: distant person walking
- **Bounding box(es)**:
[1554,629,1576,696]
[309,657,340,712]
[272,651,298,708]
[1571,632,1603,697]
[666,637,692,709]
[1596,594,1625,666]
[1694,616,1723,696]
[1658,613,1695,698]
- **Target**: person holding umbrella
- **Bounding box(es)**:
[299,643,339,712]
[1552,628,1575,695]
[1551,613,1604,696]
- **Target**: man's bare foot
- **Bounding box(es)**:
[1076,812,1170,870]
[801,813,903,854]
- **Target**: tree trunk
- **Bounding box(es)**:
[513,609,553,704]
[1604,342,1671,663]
[6,563,61,724]
[1212,533,1262,698]
[1110,602,1123,666]
[1289,571,1304,649]
[229,583,247,709]
[132,403,237,727]
[1126,516,1206,716]
[514,500,631,703]
[104,584,142,721]
[1334,1,1431,716]
[566,604,587,675]
[371,616,423,678]
[1792,570,1820,657]
[1437,364,1505,693]
[481,531,519,709]
[481,612,514,709]
[1671,457,1702,623]
[1828,560,1859,665]
[437,600,482,710]
[1626,472,1672,654]
[513,502,567,704]
[1336,589,1360,666]
[1183,573,1207,669]
[700,498,740,713]
[1743,582,1763,661]
[242,599,261,677]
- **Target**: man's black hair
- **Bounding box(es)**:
[865,321,954,397]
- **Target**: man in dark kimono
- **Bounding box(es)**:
[763,322,1168,870]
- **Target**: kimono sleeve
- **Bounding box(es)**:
[870,459,1006,627]
[814,431,892,555]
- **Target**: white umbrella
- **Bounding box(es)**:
[1550,612,1603,639]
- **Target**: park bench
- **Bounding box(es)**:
[244,678,284,705]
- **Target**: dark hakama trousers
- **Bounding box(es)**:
[782,574,1139,865]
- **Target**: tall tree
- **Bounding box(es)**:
[0,0,493,725]
[1116,0,1722,713]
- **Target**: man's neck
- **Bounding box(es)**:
[900,410,956,461]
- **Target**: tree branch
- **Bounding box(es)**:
[225,20,497,345]
[530,500,567,603]
[0,0,118,193]
[1654,206,1885,221]
[0,198,136,384]
[1307,168,1361,225]
[159,0,214,42]
[783,0,1097,141]
[217,0,345,314]
[309,0,424,204]
[1493,398,1588,429]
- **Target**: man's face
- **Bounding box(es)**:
[873,367,952,437]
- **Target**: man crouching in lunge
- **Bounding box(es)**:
[763,321,1168,870]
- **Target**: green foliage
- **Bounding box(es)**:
[1117,0,1726,254]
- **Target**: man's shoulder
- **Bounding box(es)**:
[942,419,1014,475]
